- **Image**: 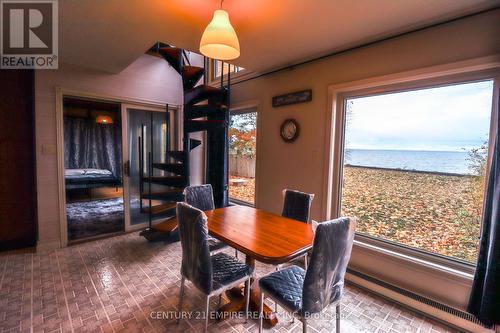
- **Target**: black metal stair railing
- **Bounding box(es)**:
[138,43,233,240]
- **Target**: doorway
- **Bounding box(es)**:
[228,110,257,205]
[63,97,124,241]
[58,93,178,245]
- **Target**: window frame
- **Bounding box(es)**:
[208,59,252,85]
[214,60,244,78]
[326,59,500,274]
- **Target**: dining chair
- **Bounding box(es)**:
[273,189,315,312]
[278,189,315,270]
[176,202,253,332]
[259,217,356,333]
[282,189,315,223]
[183,184,230,254]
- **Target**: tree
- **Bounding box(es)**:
[229,113,257,158]
[467,141,488,176]
[344,100,354,161]
[467,140,488,220]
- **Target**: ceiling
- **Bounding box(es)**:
[59,0,500,74]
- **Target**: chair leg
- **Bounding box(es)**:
[259,292,264,333]
[274,265,279,313]
[245,278,251,322]
[177,276,185,324]
[304,253,308,269]
[302,318,307,333]
[336,304,340,333]
[204,295,210,333]
[235,249,238,258]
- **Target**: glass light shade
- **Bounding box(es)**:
[199,9,240,60]
[96,115,113,124]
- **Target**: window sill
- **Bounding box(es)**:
[353,234,475,282]
[229,198,255,208]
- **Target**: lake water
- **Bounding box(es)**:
[345,149,473,175]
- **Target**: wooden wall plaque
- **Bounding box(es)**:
[272,89,312,107]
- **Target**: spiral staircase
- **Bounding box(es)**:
[140,43,230,241]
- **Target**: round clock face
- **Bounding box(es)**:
[280,119,299,143]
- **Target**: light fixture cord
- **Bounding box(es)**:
[220,0,224,9]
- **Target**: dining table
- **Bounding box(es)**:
[205,205,315,327]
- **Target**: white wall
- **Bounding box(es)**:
[230,9,500,310]
[35,54,205,249]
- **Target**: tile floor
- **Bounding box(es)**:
[0,232,459,333]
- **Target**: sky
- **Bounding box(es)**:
[345,80,494,151]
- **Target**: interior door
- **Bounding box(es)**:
[0,70,37,250]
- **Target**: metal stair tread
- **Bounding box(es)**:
[185,119,226,133]
[158,46,182,73]
[142,175,187,187]
[184,85,225,106]
[152,217,178,233]
[166,150,186,161]
[152,162,184,175]
[142,189,184,200]
[185,104,227,120]
[182,66,205,90]
[140,202,177,215]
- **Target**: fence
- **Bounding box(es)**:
[229,155,255,178]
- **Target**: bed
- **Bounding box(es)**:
[65,168,121,190]
[66,197,124,240]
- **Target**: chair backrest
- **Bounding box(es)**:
[176,202,213,294]
[184,184,215,211]
[281,189,314,223]
[301,217,356,314]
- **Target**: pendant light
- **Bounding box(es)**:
[199,0,240,60]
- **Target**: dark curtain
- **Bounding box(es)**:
[467,112,500,327]
[64,116,122,178]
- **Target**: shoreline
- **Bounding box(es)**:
[344,164,476,177]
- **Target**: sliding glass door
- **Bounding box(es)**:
[121,104,177,230]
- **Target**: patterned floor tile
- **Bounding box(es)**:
[0,232,461,333]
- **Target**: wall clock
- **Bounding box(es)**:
[280,119,299,143]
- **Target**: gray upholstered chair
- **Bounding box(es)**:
[183,184,228,253]
[274,189,315,312]
[259,217,356,333]
[176,202,253,332]
[282,189,315,224]
[279,189,315,270]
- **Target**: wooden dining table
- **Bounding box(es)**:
[205,205,315,327]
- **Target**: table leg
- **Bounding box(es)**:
[216,256,278,327]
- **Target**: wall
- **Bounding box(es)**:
[230,9,500,310]
[35,54,205,249]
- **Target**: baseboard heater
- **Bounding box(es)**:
[346,268,487,331]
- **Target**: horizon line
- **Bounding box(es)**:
[345,148,475,153]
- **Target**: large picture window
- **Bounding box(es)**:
[340,80,494,263]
